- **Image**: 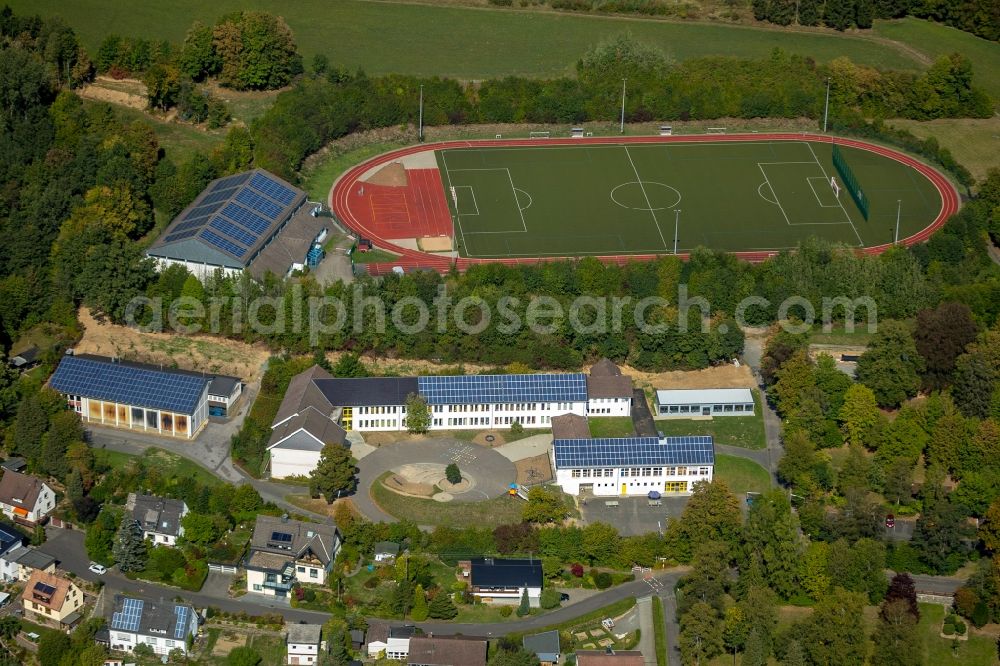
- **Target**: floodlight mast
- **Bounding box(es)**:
[823,77,831,133]
[620,78,627,134]
[418,84,424,142]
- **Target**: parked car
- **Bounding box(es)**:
[560,592,570,602]
[88,562,107,575]
[885,514,895,529]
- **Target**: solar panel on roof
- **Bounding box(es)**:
[201,229,247,258]
[210,172,251,192]
[49,356,209,414]
[199,187,238,207]
[174,605,190,639]
[112,597,144,632]
[249,172,297,205]
[552,436,714,468]
[417,374,587,405]
[210,218,257,246]
[184,200,226,220]
[219,202,271,235]
[271,531,293,542]
[235,188,284,219]
[34,582,56,595]
[163,229,198,244]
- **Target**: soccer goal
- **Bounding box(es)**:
[529,131,551,139]
[830,177,841,198]
[706,127,727,134]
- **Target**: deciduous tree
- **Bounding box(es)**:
[914,302,978,390]
[679,602,723,665]
[405,393,430,433]
[856,320,924,408]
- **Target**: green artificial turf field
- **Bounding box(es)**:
[435,140,942,258]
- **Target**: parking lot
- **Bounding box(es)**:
[578,494,690,536]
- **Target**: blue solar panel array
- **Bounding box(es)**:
[250,172,297,205]
[553,436,715,468]
[201,229,247,258]
[50,356,209,414]
[174,605,190,639]
[111,597,144,632]
[219,202,270,234]
[152,170,304,263]
[417,373,587,405]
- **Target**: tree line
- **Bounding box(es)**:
[252,38,991,181]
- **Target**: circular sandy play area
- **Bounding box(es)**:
[382,462,474,501]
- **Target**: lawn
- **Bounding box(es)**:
[714,454,771,496]
[888,116,1000,185]
[874,18,1000,102]
[353,248,403,264]
[370,472,525,527]
[589,417,636,438]
[94,447,223,487]
[437,140,941,258]
[12,1,924,80]
[919,603,997,665]
[652,596,668,666]
[807,322,875,347]
[654,391,766,450]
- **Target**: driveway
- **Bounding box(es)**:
[353,438,516,523]
[741,334,783,482]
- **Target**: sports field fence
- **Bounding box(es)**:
[832,143,870,220]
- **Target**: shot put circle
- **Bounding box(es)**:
[610,181,682,211]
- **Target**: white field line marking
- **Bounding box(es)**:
[757,163,791,226]
[440,152,469,254]
[504,168,528,232]
[805,141,864,246]
[623,145,668,251]
[454,185,479,215]
[806,177,842,208]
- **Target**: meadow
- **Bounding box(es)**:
[12,0,927,79]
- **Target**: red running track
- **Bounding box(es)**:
[329,133,961,275]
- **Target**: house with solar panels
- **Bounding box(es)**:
[552,435,715,496]
[48,353,241,439]
[107,595,197,656]
[22,570,84,631]
[245,515,341,597]
[146,169,328,281]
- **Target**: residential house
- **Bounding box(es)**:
[287,623,325,665]
[576,650,644,666]
[522,631,561,666]
[107,595,198,656]
[366,624,416,659]
[373,541,400,563]
[553,435,715,497]
[0,458,26,473]
[0,470,56,525]
[10,346,40,372]
[466,557,543,606]
[0,524,24,581]
[126,493,188,546]
[245,515,341,597]
[349,629,366,650]
[268,407,348,479]
[2,545,56,582]
[21,570,84,631]
[408,637,487,666]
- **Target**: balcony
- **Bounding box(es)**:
[262,578,294,591]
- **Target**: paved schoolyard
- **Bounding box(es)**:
[579,495,690,536]
[353,438,516,522]
[494,434,552,461]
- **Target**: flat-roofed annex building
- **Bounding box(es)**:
[654,388,755,418]
[48,354,240,439]
[146,169,328,281]
[553,435,715,496]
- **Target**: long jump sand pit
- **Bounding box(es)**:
[364,161,408,186]
[418,236,453,252]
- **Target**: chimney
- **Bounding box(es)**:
[281,514,289,523]
[605,647,614,655]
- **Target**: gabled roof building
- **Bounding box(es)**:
[22,570,84,630]
[107,595,197,656]
[408,636,487,666]
[245,515,341,597]
[146,169,328,281]
[126,494,189,546]
[465,557,543,606]
[0,470,55,525]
